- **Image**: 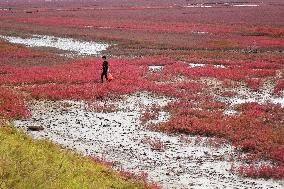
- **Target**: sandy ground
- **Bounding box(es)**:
[14,92,284,189]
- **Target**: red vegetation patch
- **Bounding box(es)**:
[141,136,165,151]
[0,86,30,119]
[274,79,284,95]
[8,16,235,34]
[156,101,284,178]
[222,91,238,97]
[2,2,284,51]
[0,57,206,100]
[140,105,161,125]
[86,101,117,113]
[238,164,284,180]
[91,156,161,188]
[0,40,68,66]
[0,41,35,59]
[245,78,262,91]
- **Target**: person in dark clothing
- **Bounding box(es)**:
[101,56,108,83]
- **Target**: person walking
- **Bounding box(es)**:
[101,56,108,83]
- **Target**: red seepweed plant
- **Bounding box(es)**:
[0,86,30,119]
[141,136,166,151]
[238,164,284,179]
[274,79,284,95]
[0,52,283,179]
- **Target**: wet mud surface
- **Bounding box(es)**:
[14,92,284,189]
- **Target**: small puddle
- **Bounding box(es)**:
[184,3,259,8]
[0,35,110,56]
[148,65,164,72]
[188,63,226,68]
[233,4,259,7]
[192,31,210,35]
[185,5,213,8]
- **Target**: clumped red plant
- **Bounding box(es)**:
[85,102,117,113]
[0,41,68,66]
[222,91,238,97]
[0,86,30,120]
[0,41,36,60]
[92,156,160,188]
[238,164,284,179]
[205,137,228,148]
[91,156,115,168]
[141,136,165,151]
[140,105,161,124]
[245,78,262,91]
[222,80,241,88]
[274,79,284,95]
[118,169,161,189]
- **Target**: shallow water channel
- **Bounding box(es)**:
[0,34,110,56]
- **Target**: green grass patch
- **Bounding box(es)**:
[0,125,149,189]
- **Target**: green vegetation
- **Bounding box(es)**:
[0,125,148,189]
